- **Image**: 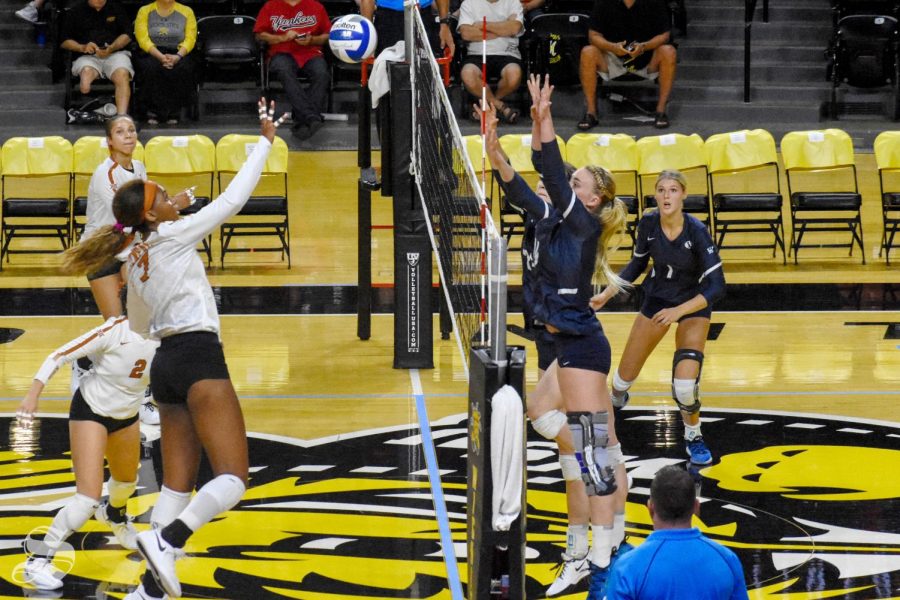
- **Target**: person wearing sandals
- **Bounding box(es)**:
[577,0,676,130]
[457,0,524,125]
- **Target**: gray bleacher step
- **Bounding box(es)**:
[0,107,65,127]
[7,46,53,66]
[688,4,832,22]
[688,22,832,43]
[679,44,826,63]
[670,83,830,104]
[0,67,52,86]
[677,61,824,83]
[671,100,821,124]
[0,87,62,108]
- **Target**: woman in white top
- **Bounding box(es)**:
[17,316,159,591]
[84,115,147,319]
[60,99,283,600]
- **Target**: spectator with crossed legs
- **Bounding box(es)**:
[16,316,158,591]
[591,170,725,465]
[60,99,283,600]
[480,75,630,600]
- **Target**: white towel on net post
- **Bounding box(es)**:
[368,41,406,109]
[490,384,524,532]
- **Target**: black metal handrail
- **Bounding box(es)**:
[744,0,770,102]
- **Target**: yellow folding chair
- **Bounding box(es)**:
[636,133,711,229]
[143,135,216,266]
[566,132,640,246]
[72,136,145,242]
[0,136,73,268]
[780,129,864,264]
[705,129,785,263]
[497,134,566,249]
[216,134,290,268]
[874,130,900,264]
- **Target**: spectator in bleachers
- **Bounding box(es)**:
[457,0,524,124]
[521,0,545,24]
[133,0,199,125]
[360,0,454,56]
[14,0,45,23]
[60,0,134,116]
[254,0,331,141]
[578,0,676,130]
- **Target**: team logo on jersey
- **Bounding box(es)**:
[0,409,896,598]
[684,240,693,249]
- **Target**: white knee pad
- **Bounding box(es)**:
[673,378,700,414]
[559,454,581,481]
[46,493,99,548]
[606,442,624,467]
[532,409,567,440]
[179,474,246,532]
[151,486,192,529]
[107,478,137,508]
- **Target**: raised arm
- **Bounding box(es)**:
[164,99,282,246]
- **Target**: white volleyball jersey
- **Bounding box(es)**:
[83,157,147,239]
[33,316,159,420]
[123,136,272,340]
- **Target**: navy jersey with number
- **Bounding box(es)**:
[620,210,725,306]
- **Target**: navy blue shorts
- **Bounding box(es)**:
[87,258,123,281]
[534,327,556,371]
[150,332,230,405]
[551,329,611,374]
[640,296,712,321]
[69,388,138,433]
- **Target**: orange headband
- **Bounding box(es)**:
[142,181,158,221]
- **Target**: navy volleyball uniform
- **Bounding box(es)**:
[503,139,611,373]
[620,211,725,319]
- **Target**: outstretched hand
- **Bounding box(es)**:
[475,103,502,163]
[258,97,287,142]
[536,75,554,122]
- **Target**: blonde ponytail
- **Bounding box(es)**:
[582,165,632,295]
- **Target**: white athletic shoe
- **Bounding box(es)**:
[95,501,138,550]
[546,553,590,597]
[140,400,159,426]
[15,2,39,23]
[23,557,63,590]
[136,529,180,598]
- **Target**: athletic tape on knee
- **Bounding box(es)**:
[567,412,616,497]
[559,454,581,481]
[178,474,246,533]
[107,478,137,509]
[606,442,624,467]
[673,378,701,413]
[151,485,192,529]
[532,409,567,440]
[46,493,99,548]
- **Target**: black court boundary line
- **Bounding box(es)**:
[0,283,897,316]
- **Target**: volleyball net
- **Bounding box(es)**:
[409,10,507,371]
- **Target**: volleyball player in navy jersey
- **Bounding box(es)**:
[591,170,725,465]
[61,99,283,600]
[480,76,630,598]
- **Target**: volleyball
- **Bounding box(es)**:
[328,15,377,63]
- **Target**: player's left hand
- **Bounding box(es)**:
[651,307,680,326]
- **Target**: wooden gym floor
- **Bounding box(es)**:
[0,149,896,598]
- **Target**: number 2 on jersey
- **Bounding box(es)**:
[129,359,147,379]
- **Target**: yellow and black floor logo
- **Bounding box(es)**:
[0,408,897,598]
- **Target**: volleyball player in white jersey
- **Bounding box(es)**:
[61,99,282,600]
[16,316,158,591]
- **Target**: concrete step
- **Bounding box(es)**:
[671,100,821,124]
[677,61,825,83]
[0,107,66,127]
[688,21,832,43]
[0,66,53,86]
[678,44,826,63]
[672,83,830,104]
[6,46,54,66]
[688,4,832,22]
[0,87,63,108]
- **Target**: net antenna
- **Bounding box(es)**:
[410,9,508,374]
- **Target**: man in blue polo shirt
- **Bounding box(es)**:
[604,465,749,600]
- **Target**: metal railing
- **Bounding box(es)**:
[744,0,770,102]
